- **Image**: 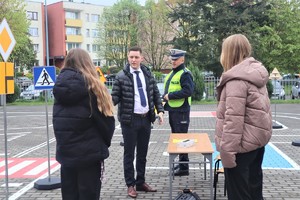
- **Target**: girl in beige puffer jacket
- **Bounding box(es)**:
[215,34,272,200]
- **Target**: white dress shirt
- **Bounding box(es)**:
[130,66,149,114]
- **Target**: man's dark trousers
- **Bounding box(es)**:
[224,146,265,200]
[169,111,190,170]
[121,114,151,187]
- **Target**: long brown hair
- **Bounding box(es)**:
[64,48,114,116]
[220,34,252,72]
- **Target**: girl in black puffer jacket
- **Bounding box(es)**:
[53,48,115,200]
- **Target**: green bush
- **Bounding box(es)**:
[153,71,163,79]
[188,63,205,101]
[6,83,20,103]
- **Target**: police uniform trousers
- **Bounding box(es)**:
[60,162,102,200]
[224,146,265,200]
[169,110,190,170]
[121,113,151,187]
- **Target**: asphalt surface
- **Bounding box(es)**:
[0,103,300,200]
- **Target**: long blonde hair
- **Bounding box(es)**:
[220,34,252,72]
[64,48,114,116]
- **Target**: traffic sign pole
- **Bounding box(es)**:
[34,91,61,190]
[0,17,16,200]
[3,94,9,199]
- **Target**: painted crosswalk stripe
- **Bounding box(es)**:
[0,160,13,167]
[0,160,35,175]
[24,160,57,176]
[0,158,60,178]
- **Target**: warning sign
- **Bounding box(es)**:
[96,67,106,83]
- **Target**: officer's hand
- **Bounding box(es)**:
[158,112,164,125]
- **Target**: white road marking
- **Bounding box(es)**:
[0,161,35,175]
[24,160,57,176]
[268,143,300,170]
[0,160,13,167]
[1,183,23,187]
[13,138,56,158]
[8,164,61,200]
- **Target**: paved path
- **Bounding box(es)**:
[0,104,300,199]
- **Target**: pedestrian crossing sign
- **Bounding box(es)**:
[33,66,56,90]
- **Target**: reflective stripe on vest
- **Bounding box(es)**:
[164,69,191,108]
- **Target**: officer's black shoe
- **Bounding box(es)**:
[174,168,189,176]
[172,164,180,171]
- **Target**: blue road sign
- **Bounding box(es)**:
[33,66,56,90]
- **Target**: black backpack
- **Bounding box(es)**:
[174,188,201,200]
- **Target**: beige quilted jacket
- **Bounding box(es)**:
[215,57,272,168]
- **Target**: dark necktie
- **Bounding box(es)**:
[134,71,146,107]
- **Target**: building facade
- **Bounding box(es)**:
[47,1,105,68]
[25,1,46,67]
[24,0,106,68]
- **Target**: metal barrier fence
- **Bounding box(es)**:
[105,77,300,100]
[14,77,296,101]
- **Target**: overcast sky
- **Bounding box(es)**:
[30,0,146,6]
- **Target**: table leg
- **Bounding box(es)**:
[204,155,207,180]
[208,154,213,200]
[169,154,175,200]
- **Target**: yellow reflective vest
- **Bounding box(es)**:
[164,69,192,108]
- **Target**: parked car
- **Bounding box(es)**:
[271,80,285,100]
[157,82,165,99]
[291,81,300,99]
[16,77,32,87]
[105,74,116,86]
[20,85,43,100]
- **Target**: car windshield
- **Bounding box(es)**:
[25,85,35,91]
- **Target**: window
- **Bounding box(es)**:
[93,59,101,66]
[86,29,90,37]
[66,43,80,51]
[91,14,99,22]
[65,11,79,19]
[92,44,100,52]
[87,44,90,52]
[91,29,99,38]
[33,44,39,52]
[85,13,89,21]
[27,11,38,20]
[28,27,38,36]
[66,27,81,35]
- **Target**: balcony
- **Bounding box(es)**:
[65,19,82,27]
[66,35,83,43]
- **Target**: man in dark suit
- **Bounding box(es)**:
[111,46,164,198]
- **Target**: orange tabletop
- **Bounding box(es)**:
[167,133,214,154]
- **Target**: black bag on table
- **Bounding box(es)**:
[174,188,201,200]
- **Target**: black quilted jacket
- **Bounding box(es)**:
[111,64,164,125]
[53,68,115,167]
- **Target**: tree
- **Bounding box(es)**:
[255,0,300,73]
[139,0,175,71]
[189,63,205,101]
[96,0,142,69]
[167,0,272,77]
[0,0,36,68]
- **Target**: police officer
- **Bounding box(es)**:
[163,49,194,176]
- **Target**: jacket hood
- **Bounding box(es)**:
[218,57,269,89]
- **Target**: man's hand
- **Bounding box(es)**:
[158,112,164,125]
[163,94,169,101]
